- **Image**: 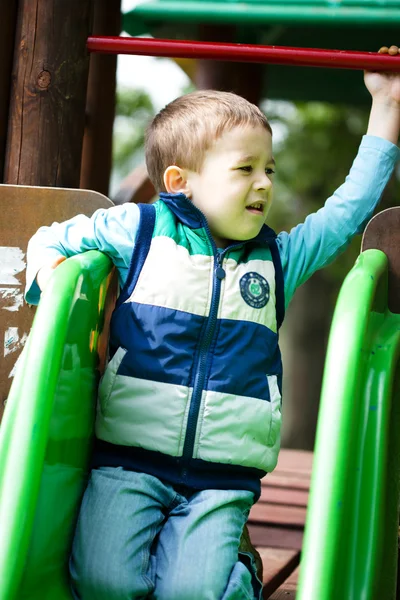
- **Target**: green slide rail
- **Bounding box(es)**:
[297,249,400,599]
[0,248,399,598]
[0,251,115,600]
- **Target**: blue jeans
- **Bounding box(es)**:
[69,467,262,600]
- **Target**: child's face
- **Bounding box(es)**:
[187,124,274,248]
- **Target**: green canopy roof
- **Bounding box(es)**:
[123,0,400,103]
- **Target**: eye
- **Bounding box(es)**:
[265,168,275,175]
[239,166,253,173]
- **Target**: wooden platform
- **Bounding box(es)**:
[247,449,313,598]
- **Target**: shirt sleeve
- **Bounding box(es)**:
[25,202,141,305]
[277,135,400,308]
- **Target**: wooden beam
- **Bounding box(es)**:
[4,0,93,187]
[80,0,121,196]
[0,0,18,182]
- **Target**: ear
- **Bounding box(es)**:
[163,166,192,197]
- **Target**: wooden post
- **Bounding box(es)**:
[80,0,121,196]
[4,0,93,187]
[195,25,264,105]
[0,0,18,182]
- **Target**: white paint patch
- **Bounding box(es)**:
[0,247,26,285]
[0,287,24,311]
[9,350,24,379]
[4,327,28,357]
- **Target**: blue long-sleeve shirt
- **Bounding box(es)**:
[25,135,399,307]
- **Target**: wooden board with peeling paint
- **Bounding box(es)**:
[0,184,113,419]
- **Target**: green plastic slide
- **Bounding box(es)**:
[297,249,400,599]
[0,251,115,600]
[0,248,399,598]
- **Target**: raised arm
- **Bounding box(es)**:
[277,46,400,306]
[364,45,400,144]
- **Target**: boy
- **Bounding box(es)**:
[26,50,400,599]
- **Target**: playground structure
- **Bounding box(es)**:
[1,1,400,598]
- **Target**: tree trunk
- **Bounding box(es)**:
[4,0,93,187]
[0,0,18,182]
[80,0,121,196]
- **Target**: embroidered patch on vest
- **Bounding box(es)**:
[240,272,270,309]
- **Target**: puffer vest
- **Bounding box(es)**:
[93,194,285,497]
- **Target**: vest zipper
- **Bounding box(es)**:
[181,225,243,475]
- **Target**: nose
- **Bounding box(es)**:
[254,171,273,191]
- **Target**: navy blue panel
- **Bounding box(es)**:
[159,192,205,229]
[110,302,204,387]
[92,439,263,500]
[111,301,282,399]
[253,223,278,244]
[206,319,282,400]
[117,203,156,307]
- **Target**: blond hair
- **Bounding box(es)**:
[145,90,272,192]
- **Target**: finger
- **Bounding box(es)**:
[388,45,399,56]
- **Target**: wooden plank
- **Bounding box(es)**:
[262,471,311,491]
[274,449,313,473]
[259,486,309,507]
[248,524,303,550]
[250,503,306,528]
[268,589,296,599]
[0,185,113,419]
[255,548,300,599]
[268,566,300,599]
[362,207,400,313]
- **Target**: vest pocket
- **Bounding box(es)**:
[98,347,127,414]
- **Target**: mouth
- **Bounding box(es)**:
[246,202,265,215]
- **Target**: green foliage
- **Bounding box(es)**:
[266,100,400,299]
[112,88,155,181]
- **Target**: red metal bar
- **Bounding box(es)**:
[87,36,400,71]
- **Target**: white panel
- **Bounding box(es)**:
[219,258,277,332]
[96,375,192,457]
[125,236,213,317]
[194,389,280,472]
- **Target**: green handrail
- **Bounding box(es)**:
[297,249,400,599]
[0,251,114,600]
